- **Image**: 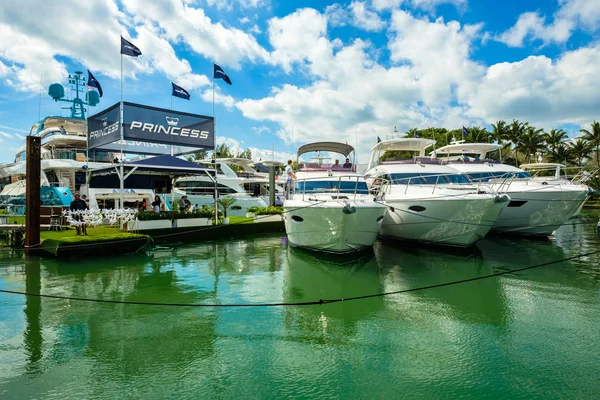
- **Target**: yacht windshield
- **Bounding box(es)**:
[466,171,531,182]
[390,173,470,185]
[295,180,369,194]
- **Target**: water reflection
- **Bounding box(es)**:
[24,256,42,375]
[283,248,384,337]
[374,240,509,326]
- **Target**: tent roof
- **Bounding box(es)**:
[297,142,355,157]
[90,155,213,177]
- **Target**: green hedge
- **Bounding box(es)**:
[255,206,283,215]
[137,206,215,221]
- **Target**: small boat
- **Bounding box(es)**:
[283,142,387,254]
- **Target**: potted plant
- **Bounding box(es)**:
[217,196,238,225]
[254,206,284,223]
[174,206,214,228]
[245,205,260,218]
[130,211,174,230]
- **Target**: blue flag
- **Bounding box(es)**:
[121,36,142,57]
[171,82,190,100]
[377,136,382,143]
[87,70,103,97]
[462,126,468,137]
[214,64,232,85]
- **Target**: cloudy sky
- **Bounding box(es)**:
[0,0,599,163]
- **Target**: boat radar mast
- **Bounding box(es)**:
[47,71,100,120]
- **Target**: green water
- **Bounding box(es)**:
[1,212,600,399]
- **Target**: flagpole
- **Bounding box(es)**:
[119,52,125,211]
[213,69,218,224]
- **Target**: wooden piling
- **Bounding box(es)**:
[25,136,41,252]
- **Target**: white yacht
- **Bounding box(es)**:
[434,143,590,234]
[364,138,509,247]
[173,158,284,216]
[0,73,162,211]
[520,162,594,217]
[283,142,387,254]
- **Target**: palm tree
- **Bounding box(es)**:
[520,126,545,163]
[467,126,490,143]
[217,196,238,219]
[491,120,509,161]
[544,129,568,152]
[547,143,574,165]
[505,120,526,166]
[569,138,593,166]
[579,121,600,165]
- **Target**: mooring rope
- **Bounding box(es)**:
[1,249,598,307]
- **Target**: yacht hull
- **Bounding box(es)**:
[283,200,386,253]
[492,186,588,235]
[380,195,507,247]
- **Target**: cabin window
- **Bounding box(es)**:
[294,180,369,194]
[390,173,470,185]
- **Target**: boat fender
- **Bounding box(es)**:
[494,194,510,203]
[342,205,356,214]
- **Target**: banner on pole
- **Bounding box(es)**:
[88,102,214,155]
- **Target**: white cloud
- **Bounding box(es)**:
[206,0,265,10]
[239,17,251,24]
[0,60,10,77]
[558,0,600,31]
[388,10,485,105]
[327,2,385,31]
[15,134,26,140]
[201,89,235,108]
[0,0,128,91]
[371,0,466,12]
[0,131,12,138]
[496,12,574,47]
[268,8,329,73]
[350,1,386,31]
[466,43,600,128]
[123,0,270,69]
[495,0,600,47]
[135,24,210,90]
[371,0,403,11]
[410,0,467,12]
[253,125,271,134]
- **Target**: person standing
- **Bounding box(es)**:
[285,159,297,200]
[152,195,162,213]
[70,193,89,235]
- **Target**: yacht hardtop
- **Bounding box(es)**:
[433,142,531,182]
[365,138,474,187]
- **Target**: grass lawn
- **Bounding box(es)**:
[226,216,254,224]
[41,226,147,243]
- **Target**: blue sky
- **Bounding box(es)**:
[1,0,599,163]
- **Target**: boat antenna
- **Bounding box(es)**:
[47,71,99,120]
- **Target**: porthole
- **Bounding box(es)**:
[408,205,426,212]
[291,215,304,222]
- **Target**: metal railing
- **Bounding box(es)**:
[373,173,485,195]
